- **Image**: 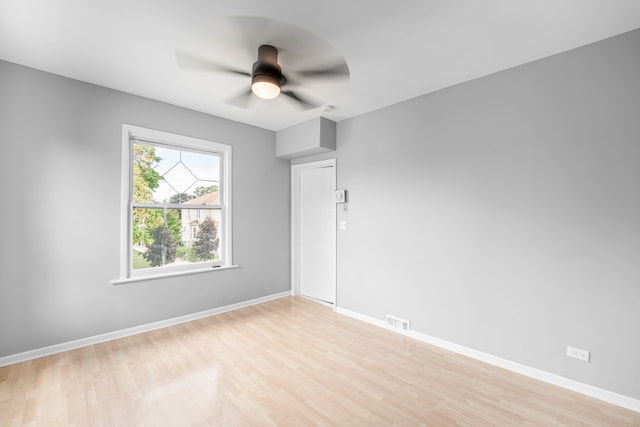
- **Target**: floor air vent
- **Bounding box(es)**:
[386,315,410,331]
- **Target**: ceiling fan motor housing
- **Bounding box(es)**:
[252,44,285,89]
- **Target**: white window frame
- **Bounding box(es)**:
[114,124,235,284]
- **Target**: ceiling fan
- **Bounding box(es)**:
[175,17,350,110]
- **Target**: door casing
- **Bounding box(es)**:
[291,159,337,305]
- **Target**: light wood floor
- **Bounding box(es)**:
[1,297,639,426]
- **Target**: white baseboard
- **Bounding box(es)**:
[0,291,290,368]
[335,306,640,414]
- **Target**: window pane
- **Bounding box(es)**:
[132,207,222,270]
[133,143,220,205]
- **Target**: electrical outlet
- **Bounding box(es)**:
[567,346,590,362]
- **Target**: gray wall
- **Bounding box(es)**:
[295,29,640,399]
[0,60,290,357]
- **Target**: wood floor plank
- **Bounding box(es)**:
[1,296,639,426]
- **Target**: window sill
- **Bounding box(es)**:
[111,265,240,285]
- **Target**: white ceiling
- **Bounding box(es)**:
[2,1,640,131]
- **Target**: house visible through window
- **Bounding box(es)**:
[120,125,232,280]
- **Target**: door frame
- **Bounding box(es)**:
[291,159,337,305]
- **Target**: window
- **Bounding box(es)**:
[118,125,232,281]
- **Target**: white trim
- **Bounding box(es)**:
[120,125,131,280]
[0,291,290,368]
[335,307,386,328]
[119,124,233,281]
[111,264,239,285]
[335,306,640,413]
[299,294,335,308]
[290,159,337,304]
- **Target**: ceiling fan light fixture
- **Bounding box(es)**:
[251,74,281,99]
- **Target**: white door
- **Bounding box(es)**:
[294,161,336,304]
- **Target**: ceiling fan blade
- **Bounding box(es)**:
[228,16,283,57]
[296,61,350,80]
[281,90,319,110]
[175,50,250,77]
[226,88,253,108]
[223,17,345,69]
